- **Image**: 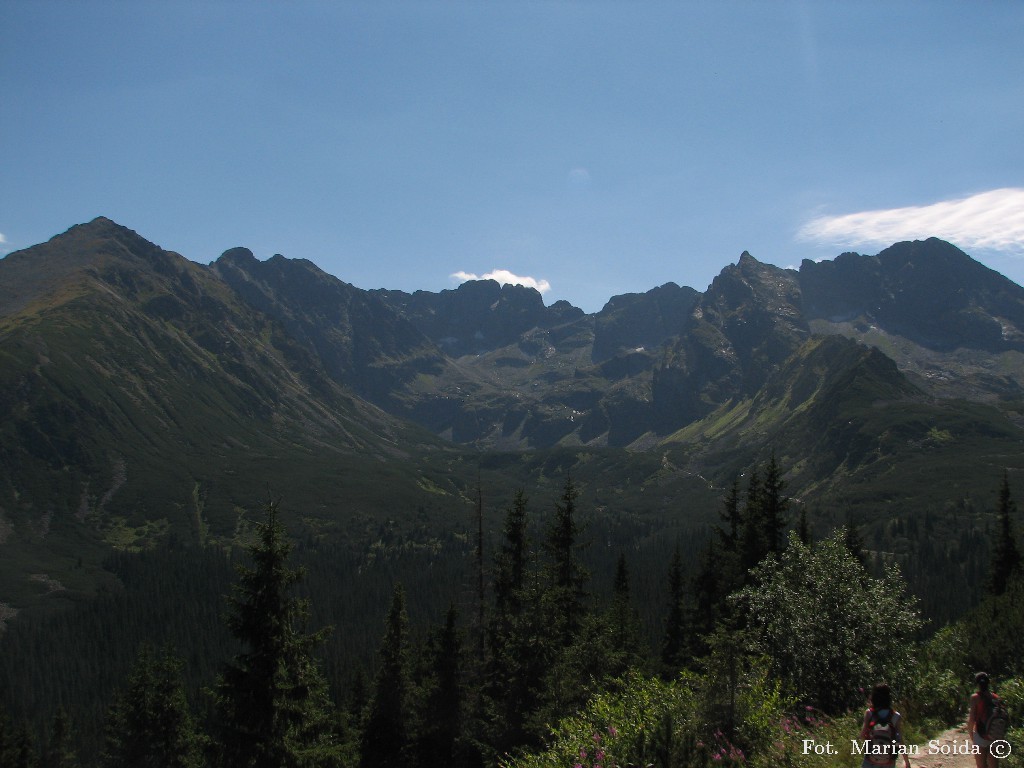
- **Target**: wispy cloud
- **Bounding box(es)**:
[451,268,551,294]
[567,167,591,188]
[797,188,1024,254]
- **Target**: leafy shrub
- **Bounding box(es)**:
[961,575,1024,676]
[503,651,791,768]
[735,531,923,713]
[999,677,1024,727]
[902,624,971,727]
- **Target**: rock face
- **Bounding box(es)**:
[374,280,584,358]
[592,282,699,362]
[653,253,808,430]
[213,247,445,408]
[799,238,1024,352]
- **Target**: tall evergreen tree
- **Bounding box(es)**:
[715,478,742,553]
[473,476,486,658]
[708,478,745,610]
[360,585,411,768]
[761,452,789,556]
[740,468,765,575]
[415,606,472,768]
[842,513,867,568]
[484,491,549,755]
[213,499,340,768]
[101,647,201,768]
[988,471,1022,596]
[691,541,721,653]
[544,475,588,646]
[660,544,688,673]
[607,552,642,673]
[492,489,529,628]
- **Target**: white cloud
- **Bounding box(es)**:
[797,188,1024,254]
[451,268,552,294]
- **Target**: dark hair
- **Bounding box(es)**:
[975,672,990,692]
[870,683,893,711]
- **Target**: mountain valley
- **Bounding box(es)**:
[2,217,1023,626]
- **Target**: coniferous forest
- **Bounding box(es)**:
[1,461,1022,768]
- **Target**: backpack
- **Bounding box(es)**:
[980,693,1009,740]
[866,708,899,766]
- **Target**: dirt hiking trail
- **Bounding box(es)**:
[912,725,983,768]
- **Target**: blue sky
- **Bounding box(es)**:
[2,2,1023,312]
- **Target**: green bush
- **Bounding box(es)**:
[902,624,971,727]
[503,649,792,768]
[735,531,923,714]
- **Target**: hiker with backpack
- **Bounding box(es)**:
[858,683,911,768]
[967,672,1009,768]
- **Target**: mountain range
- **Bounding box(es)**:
[2,217,1024,622]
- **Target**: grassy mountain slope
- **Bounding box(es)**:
[0,219,469,608]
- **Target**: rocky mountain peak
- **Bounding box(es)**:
[800,238,1024,352]
[216,247,258,268]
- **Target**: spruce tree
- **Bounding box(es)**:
[492,489,529,630]
[988,471,1022,596]
[709,477,745,604]
[102,647,201,768]
[843,513,867,568]
[544,475,588,646]
[690,542,720,652]
[715,478,742,553]
[740,468,765,575]
[660,544,688,673]
[360,585,411,768]
[607,553,642,673]
[213,499,340,768]
[761,452,789,556]
[415,606,469,768]
[484,491,548,754]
